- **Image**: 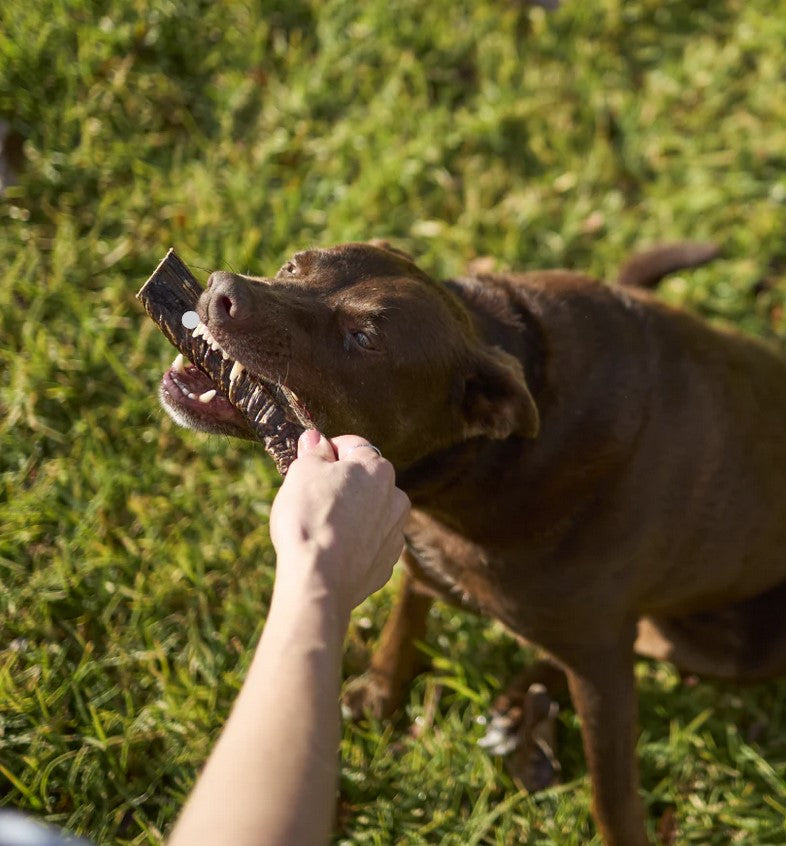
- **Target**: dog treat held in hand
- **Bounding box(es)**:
[137,249,304,475]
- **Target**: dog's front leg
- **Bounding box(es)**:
[564,628,649,846]
[342,565,433,719]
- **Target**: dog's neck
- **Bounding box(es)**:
[396,436,520,499]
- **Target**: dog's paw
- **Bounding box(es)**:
[341,671,402,721]
[479,683,561,792]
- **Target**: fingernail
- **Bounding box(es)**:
[298,428,322,453]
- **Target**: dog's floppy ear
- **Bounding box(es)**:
[367,239,415,261]
[460,347,540,439]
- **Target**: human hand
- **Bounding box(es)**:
[269,430,411,619]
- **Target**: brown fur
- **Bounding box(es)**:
[177,243,786,845]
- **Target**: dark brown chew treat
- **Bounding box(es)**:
[137,249,304,475]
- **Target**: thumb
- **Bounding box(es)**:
[297,428,336,462]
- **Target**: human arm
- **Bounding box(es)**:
[166,430,410,846]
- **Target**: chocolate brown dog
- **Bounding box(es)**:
[160,242,786,846]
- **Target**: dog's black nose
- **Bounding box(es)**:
[204,272,251,323]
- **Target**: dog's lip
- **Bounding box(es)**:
[160,358,248,426]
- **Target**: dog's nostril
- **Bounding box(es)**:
[216,293,235,318]
[204,272,247,321]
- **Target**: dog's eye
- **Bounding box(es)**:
[347,330,375,351]
[282,261,297,275]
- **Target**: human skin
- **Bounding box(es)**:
[166,430,410,846]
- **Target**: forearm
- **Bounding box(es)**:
[167,429,409,846]
[167,557,348,846]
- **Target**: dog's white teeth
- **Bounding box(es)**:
[187,392,197,400]
[191,321,228,358]
[198,389,217,403]
[173,353,186,373]
[229,360,245,382]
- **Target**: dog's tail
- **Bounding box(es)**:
[617,242,720,289]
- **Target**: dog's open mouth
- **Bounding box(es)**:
[159,315,316,438]
[160,353,247,431]
[138,251,311,475]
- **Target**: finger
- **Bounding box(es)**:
[363,559,398,600]
[297,428,337,462]
[359,531,404,600]
[392,488,411,523]
[332,435,385,463]
[374,492,410,564]
[376,525,408,572]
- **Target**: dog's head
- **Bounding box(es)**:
[160,242,539,468]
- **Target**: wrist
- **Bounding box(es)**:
[268,548,352,635]
[271,520,342,568]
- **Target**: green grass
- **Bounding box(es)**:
[2,0,786,842]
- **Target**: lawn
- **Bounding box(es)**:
[1,0,786,843]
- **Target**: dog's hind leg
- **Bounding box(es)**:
[342,564,433,720]
[636,577,786,683]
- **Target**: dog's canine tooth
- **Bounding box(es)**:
[173,353,186,373]
[229,360,245,382]
[198,389,217,403]
[192,323,205,339]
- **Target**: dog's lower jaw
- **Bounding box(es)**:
[159,387,254,439]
